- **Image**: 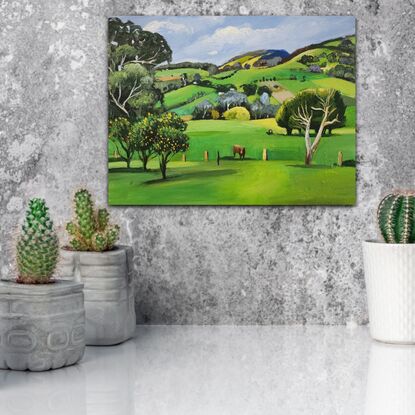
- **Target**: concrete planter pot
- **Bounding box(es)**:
[363,241,415,344]
[60,245,136,346]
[0,280,85,371]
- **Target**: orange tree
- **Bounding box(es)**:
[134,113,189,178]
[108,117,134,168]
[130,114,158,171]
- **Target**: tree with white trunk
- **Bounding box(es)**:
[291,89,340,166]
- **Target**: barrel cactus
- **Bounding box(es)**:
[66,189,119,252]
[16,198,59,284]
[377,193,415,243]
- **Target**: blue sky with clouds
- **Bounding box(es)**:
[117,16,355,65]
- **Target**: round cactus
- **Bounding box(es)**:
[377,193,415,243]
[66,189,119,252]
[16,198,59,283]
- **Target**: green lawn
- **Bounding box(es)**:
[108,159,355,205]
[108,117,355,205]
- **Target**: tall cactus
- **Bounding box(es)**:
[377,193,415,243]
[16,198,59,283]
[66,189,120,252]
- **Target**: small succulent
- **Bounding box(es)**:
[377,192,415,243]
[66,189,119,252]
[16,198,59,284]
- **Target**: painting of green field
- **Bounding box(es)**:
[108,16,356,205]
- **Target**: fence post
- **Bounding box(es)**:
[337,151,343,167]
[204,151,209,161]
[217,151,220,166]
[262,148,268,161]
[182,153,186,162]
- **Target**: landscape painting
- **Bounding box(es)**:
[108,16,356,205]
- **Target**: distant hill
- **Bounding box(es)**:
[156,61,218,74]
[218,35,355,82]
[220,49,290,70]
[281,35,356,81]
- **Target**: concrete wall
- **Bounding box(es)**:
[1,0,414,324]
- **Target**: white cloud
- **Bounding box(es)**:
[179,17,353,64]
[144,20,192,34]
[208,50,218,56]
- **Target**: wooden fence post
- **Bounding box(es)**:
[204,151,209,161]
[182,153,186,162]
[337,151,343,167]
[216,151,220,166]
[262,148,268,161]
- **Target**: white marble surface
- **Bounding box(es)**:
[1,325,413,415]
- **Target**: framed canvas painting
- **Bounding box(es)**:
[108,16,356,205]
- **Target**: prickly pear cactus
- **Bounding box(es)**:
[16,198,59,283]
[377,193,415,243]
[66,189,120,252]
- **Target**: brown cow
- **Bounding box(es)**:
[232,145,246,160]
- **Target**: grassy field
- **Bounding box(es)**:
[155,68,209,79]
[163,85,216,109]
[183,118,355,163]
[108,113,356,205]
[277,77,355,98]
[109,159,355,205]
[172,92,219,116]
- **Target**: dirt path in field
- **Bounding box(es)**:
[258,80,294,103]
[271,87,294,103]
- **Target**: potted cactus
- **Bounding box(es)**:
[60,189,136,346]
[0,198,85,371]
[363,192,415,344]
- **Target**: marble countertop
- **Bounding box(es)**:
[0,325,412,415]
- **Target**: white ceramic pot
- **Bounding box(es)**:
[60,245,136,346]
[363,241,415,344]
[365,342,415,415]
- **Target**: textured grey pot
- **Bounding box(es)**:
[60,245,136,346]
[0,280,85,371]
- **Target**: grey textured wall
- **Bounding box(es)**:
[1,0,414,324]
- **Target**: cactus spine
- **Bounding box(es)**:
[16,198,59,283]
[66,189,120,252]
[377,193,415,243]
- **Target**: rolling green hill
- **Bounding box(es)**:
[163,85,216,110]
[152,34,355,116]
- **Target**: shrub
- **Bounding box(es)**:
[215,83,237,93]
[211,109,220,119]
[223,106,250,121]
[257,85,272,96]
[241,83,257,96]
